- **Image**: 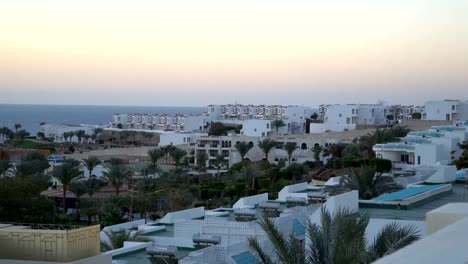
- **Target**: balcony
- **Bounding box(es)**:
[0,224,100,262]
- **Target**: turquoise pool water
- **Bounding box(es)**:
[372,184,447,201]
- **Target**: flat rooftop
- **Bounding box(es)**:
[113,248,194,264]
[361,184,465,221]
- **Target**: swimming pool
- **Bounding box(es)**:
[372,184,447,201]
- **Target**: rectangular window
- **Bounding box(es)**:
[418,156,421,165]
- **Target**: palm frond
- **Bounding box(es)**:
[367,222,420,262]
[248,237,276,264]
[306,221,326,264]
[257,214,295,263]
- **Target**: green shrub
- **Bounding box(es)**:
[369,158,392,172]
[343,155,369,168]
[258,178,271,189]
[234,182,246,195]
[194,201,206,207]
[246,189,257,196]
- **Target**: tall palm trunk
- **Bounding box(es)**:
[129,177,134,219]
[63,186,67,213]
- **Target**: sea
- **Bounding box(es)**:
[0,104,205,135]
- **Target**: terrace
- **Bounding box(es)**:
[361,184,466,220]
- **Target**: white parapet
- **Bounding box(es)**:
[426,202,468,235]
[138,224,165,234]
[374,217,468,264]
[308,190,359,225]
[233,193,269,209]
[277,182,309,201]
[425,165,456,183]
[159,207,205,224]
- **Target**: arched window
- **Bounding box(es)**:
[301,143,307,150]
[248,141,254,148]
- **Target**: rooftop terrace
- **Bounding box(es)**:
[361,184,465,221]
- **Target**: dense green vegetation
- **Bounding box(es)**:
[0,123,413,233]
[453,141,468,169]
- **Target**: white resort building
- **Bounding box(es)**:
[110,104,316,137]
[423,99,468,121]
[311,104,393,133]
[373,121,468,166]
[111,113,209,132]
[190,134,341,169]
[39,124,105,143]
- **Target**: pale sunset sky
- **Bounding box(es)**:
[0,0,467,107]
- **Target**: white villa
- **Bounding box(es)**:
[110,104,316,137]
[39,124,104,143]
[373,121,468,166]
[205,104,315,135]
[395,105,424,121]
[423,99,468,121]
[190,134,340,169]
[311,104,392,133]
[110,113,209,132]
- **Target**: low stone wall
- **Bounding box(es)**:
[400,120,452,131]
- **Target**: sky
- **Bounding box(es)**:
[1,0,467,107]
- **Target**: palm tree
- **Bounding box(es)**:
[336,166,403,200]
[283,143,297,164]
[101,229,150,251]
[53,159,83,213]
[235,164,260,190]
[15,130,30,144]
[104,164,132,196]
[83,156,101,178]
[258,139,277,163]
[69,181,87,218]
[359,128,395,158]
[388,125,411,138]
[235,141,253,161]
[0,160,11,177]
[160,145,176,164]
[76,130,86,143]
[313,144,323,167]
[169,147,187,168]
[215,154,225,178]
[0,127,14,141]
[250,207,419,264]
[14,123,22,133]
[92,128,103,142]
[147,148,165,171]
[67,131,76,142]
[271,119,286,136]
[196,151,209,171]
[63,132,69,142]
[83,177,104,198]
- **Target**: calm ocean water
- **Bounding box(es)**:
[0,104,205,135]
